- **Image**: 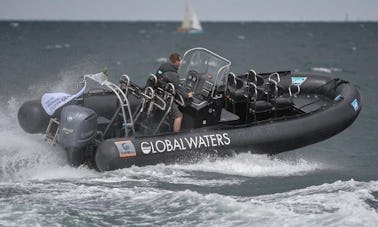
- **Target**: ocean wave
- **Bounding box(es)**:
[175,152,322,177]
[0,97,74,182]
[155,57,167,63]
[43,43,71,50]
[1,179,376,226]
[311,67,343,74]
[79,153,321,188]
[237,35,246,40]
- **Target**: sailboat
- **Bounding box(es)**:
[177,2,203,34]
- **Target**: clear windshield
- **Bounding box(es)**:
[178,48,231,90]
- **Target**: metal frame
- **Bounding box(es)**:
[83,73,135,137]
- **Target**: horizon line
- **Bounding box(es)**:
[1,19,377,23]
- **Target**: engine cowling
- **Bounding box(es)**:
[57,105,97,149]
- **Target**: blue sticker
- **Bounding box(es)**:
[115,140,136,158]
[291,77,307,85]
[351,99,359,111]
[334,94,343,101]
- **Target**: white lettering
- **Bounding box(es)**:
[185,137,198,149]
[179,138,187,150]
[173,139,181,150]
[141,133,232,155]
[223,133,231,145]
[198,136,207,148]
[203,135,210,146]
[141,142,152,154]
[216,134,224,145]
[150,141,157,153]
[165,139,173,152]
[210,134,217,147]
[155,140,166,153]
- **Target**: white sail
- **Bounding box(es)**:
[190,11,202,32]
[178,1,203,33]
[181,3,191,29]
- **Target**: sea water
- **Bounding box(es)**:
[0,21,377,226]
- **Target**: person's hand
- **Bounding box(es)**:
[188,92,193,98]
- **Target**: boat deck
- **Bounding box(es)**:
[293,93,333,113]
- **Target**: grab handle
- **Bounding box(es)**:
[268,72,280,83]
[289,84,301,97]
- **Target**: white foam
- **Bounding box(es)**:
[0,93,95,182]
[28,165,98,181]
[138,29,147,34]
[311,67,342,74]
[83,179,378,226]
[155,57,168,63]
[175,153,322,177]
[237,35,246,40]
[111,164,242,186]
[1,164,377,226]
[119,179,378,226]
[0,124,71,182]
[240,179,378,226]
[9,22,19,28]
[44,43,71,50]
[81,153,321,187]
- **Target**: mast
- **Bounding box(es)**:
[181,1,190,30]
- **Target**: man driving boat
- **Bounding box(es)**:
[156,53,192,132]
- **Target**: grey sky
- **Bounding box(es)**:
[1,0,377,21]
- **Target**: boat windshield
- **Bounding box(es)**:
[178,48,231,91]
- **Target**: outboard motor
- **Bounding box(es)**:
[57,105,97,166]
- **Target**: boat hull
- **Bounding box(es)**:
[17,72,361,171]
[95,74,361,171]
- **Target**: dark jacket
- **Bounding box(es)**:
[156,62,180,88]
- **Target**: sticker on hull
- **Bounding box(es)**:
[351,98,359,111]
[115,140,136,158]
[291,77,307,85]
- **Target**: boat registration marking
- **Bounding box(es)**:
[115,140,136,158]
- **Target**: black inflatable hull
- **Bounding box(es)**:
[18,99,52,134]
[17,73,361,171]
[95,74,361,171]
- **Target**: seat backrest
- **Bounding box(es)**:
[289,83,301,97]
[247,69,265,86]
[227,72,246,98]
[255,75,265,86]
[146,74,158,88]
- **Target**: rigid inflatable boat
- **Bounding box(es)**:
[18,48,361,171]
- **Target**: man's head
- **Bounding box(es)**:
[169,53,181,68]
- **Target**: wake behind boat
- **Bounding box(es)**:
[18,48,361,171]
